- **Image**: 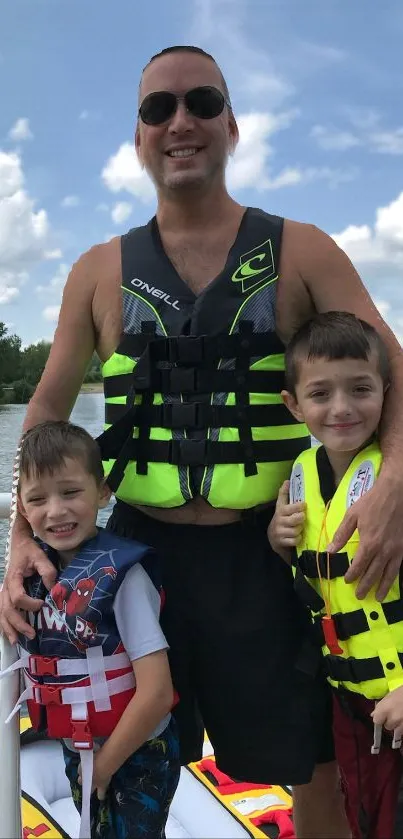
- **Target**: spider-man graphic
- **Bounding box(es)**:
[37,548,120,653]
[52,565,117,616]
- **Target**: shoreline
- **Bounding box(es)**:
[0,382,103,406]
[79,383,103,393]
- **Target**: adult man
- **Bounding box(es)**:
[2,46,403,838]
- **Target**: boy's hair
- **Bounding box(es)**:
[19,421,104,487]
[285,311,391,396]
[142,45,231,103]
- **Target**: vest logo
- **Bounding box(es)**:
[131,278,180,310]
[231,238,276,293]
[346,460,375,508]
[290,463,304,503]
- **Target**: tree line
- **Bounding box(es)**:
[0,322,101,404]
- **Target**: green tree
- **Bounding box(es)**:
[20,341,52,385]
[0,322,22,384]
[84,352,102,383]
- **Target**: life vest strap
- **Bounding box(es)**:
[35,670,135,706]
[105,399,295,430]
[326,652,403,684]
[103,366,285,398]
[116,330,284,364]
[0,649,131,679]
[102,434,308,493]
[5,670,135,723]
[297,550,350,580]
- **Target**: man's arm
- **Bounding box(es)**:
[298,223,403,598]
[0,249,98,642]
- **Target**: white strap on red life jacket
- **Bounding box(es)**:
[0,648,135,839]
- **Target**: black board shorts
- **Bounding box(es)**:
[107,501,334,785]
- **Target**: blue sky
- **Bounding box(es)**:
[1,0,403,346]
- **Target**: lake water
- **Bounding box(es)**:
[0,394,110,579]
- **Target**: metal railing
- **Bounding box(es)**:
[0,493,11,519]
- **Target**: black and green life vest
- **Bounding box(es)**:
[97,208,310,508]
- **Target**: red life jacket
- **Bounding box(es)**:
[16,529,159,748]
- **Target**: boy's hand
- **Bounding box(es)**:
[268,480,306,561]
[78,753,111,800]
[372,685,403,738]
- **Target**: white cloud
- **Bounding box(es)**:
[43,305,61,322]
[36,262,69,295]
[96,202,109,212]
[8,118,33,142]
[226,111,356,192]
[312,111,403,156]
[310,125,361,151]
[101,142,154,202]
[44,248,63,260]
[189,0,293,110]
[79,109,100,121]
[21,335,53,350]
[61,194,80,208]
[227,111,296,191]
[0,149,49,304]
[332,192,403,343]
[111,201,133,225]
[370,129,403,155]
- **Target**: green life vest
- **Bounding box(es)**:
[291,443,403,699]
[97,208,310,509]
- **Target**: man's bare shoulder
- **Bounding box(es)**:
[283,217,332,251]
[70,235,121,285]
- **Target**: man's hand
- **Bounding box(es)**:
[327,471,403,601]
[0,536,57,643]
[268,480,306,563]
[372,685,403,739]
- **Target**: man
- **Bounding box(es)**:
[2,46,403,838]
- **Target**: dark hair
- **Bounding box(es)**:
[142,45,231,103]
[19,421,104,487]
[285,311,390,396]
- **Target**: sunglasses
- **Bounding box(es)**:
[138,85,231,126]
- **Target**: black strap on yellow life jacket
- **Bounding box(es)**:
[98,324,306,492]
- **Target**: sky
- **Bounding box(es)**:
[1,0,403,347]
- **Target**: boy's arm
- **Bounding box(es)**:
[89,562,173,787]
[93,649,174,784]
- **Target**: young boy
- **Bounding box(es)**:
[8,420,180,839]
[268,312,403,839]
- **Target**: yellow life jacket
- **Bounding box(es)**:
[291,442,403,699]
[97,209,310,509]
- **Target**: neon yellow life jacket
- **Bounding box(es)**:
[97,209,310,509]
[291,442,403,699]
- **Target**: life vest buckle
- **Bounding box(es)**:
[172,335,204,363]
[29,655,58,677]
[71,719,93,750]
[34,684,63,706]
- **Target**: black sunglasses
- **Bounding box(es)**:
[138,85,231,126]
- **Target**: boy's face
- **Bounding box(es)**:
[283,353,385,455]
[19,457,111,554]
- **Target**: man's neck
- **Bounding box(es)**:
[156,185,243,234]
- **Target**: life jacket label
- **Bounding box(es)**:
[130,278,181,310]
[290,463,305,503]
[346,460,375,508]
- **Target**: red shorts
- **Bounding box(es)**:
[332,691,403,839]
